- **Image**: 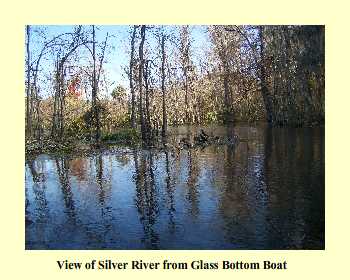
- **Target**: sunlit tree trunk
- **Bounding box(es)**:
[144,59,151,134]
[180,26,191,124]
[26,25,31,139]
[130,25,137,129]
[223,69,231,119]
[51,57,63,139]
[138,25,147,143]
[92,25,100,144]
[161,34,167,138]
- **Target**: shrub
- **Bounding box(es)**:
[102,128,140,144]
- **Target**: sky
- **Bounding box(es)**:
[28,25,210,99]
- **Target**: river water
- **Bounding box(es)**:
[25,125,324,249]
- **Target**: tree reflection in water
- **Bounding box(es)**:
[25,125,325,249]
[160,149,176,234]
[26,158,49,249]
[55,158,77,225]
[133,149,160,249]
[186,149,200,218]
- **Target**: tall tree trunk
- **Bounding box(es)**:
[51,60,58,137]
[92,25,100,144]
[259,26,273,124]
[138,25,147,143]
[184,67,189,123]
[130,25,137,129]
[52,58,66,139]
[282,26,297,123]
[35,96,42,140]
[223,69,231,122]
[59,69,65,138]
[180,25,191,124]
[26,25,31,139]
[51,58,63,139]
[144,60,151,134]
[161,34,167,138]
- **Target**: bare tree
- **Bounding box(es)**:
[143,59,152,134]
[209,25,235,123]
[51,39,91,139]
[129,25,137,129]
[49,27,102,140]
[138,25,147,143]
[161,32,167,137]
[91,25,99,143]
[258,26,273,124]
[179,26,192,123]
[25,25,31,139]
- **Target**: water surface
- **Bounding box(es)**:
[25,125,324,249]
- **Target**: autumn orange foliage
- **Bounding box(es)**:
[67,76,81,98]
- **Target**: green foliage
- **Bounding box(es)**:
[103,111,130,130]
[204,111,218,124]
[111,85,127,100]
[82,103,108,127]
[65,115,90,139]
[102,128,140,144]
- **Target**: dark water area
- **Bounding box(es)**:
[25,124,324,249]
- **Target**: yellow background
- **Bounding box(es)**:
[0,0,348,278]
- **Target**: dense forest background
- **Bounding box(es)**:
[25,25,324,147]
